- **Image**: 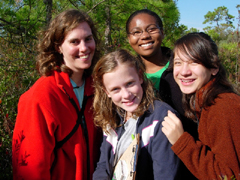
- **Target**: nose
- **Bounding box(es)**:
[140,30,151,39]
[122,88,131,98]
[79,41,88,52]
[180,63,191,76]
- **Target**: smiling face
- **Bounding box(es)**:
[173,50,218,94]
[103,63,143,117]
[59,22,95,74]
[127,13,164,58]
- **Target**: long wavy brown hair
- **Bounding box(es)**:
[93,49,156,132]
[168,32,236,120]
[36,9,101,77]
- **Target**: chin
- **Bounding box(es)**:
[181,89,195,95]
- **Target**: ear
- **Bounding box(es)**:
[103,88,111,98]
[127,35,131,44]
[160,29,164,39]
[211,67,219,76]
[138,70,144,84]
[57,45,62,54]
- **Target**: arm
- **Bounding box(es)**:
[152,112,180,180]
[93,135,110,180]
[163,96,240,179]
[12,96,56,180]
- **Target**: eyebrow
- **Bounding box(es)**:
[173,57,181,61]
[130,24,158,30]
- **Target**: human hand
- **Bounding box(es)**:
[162,111,184,145]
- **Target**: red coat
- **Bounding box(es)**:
[12,71,102,180]
[172,81,240,179]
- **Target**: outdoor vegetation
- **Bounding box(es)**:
[0,0,239,179]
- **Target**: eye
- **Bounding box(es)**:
[126,81,134,87]
[190,61,198,66]
[70,39,80,45]
[131,30,142,36]
[147,27,159,33]
[111,87,120,93]
[174,60,182,66]
[85,35,93,42]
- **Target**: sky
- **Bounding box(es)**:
[176,0,239,31]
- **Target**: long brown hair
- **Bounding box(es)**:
[93,49,156,132]
[169,32,236,120]
[37,9,101,77]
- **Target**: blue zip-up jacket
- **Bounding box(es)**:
[93,100,180,180]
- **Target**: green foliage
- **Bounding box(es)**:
[0,35,39,179]
[219,175,237,180]
[0,1,42,178]
[219,40,239,86]
[203,6,235,29]
[201,5,240,91]
[75,0,182,52]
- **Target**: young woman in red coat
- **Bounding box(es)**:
[162,32,240,179]
[12,9,102,180]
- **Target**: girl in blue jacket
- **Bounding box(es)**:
[92,49,180,180]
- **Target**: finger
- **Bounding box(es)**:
[164,116,175,127]
[162,120,171,130]
[167,111,184,133]
[168,111,181,123]
[162,126,167,136]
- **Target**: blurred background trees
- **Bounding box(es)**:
[0,0,239,179]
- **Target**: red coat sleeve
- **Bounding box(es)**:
[12,91,57,179]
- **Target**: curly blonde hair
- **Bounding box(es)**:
[93,49,156,132]
[36,9,101,77]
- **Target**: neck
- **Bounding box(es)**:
[140,48,168,73]
[71,71,84,87]
[124,112,133,123]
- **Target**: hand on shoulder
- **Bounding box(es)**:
[162,110,184,145]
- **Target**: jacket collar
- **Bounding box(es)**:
[53,71,94,110]
[195,78,215,114]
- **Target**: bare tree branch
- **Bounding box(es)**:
[87,0,107,14]
[68,0,80,9]
[78,0,85,6]
[0,18,14,26]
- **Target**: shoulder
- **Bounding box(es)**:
[84,75,94,96]
[217,92,240,101]
[146,100,179,121]
[19,72,67,106]
[201,93,240,136]
[21,76,56,98]
[154,100,177,113]
[203,93,240,125]
[153,100,174,110]
[211,93,240,111]
[161,46,172,59]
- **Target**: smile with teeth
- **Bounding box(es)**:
[141,42,153,47]
[181,79,194,83]
[80,54,89,59]
[123,97,135,105]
